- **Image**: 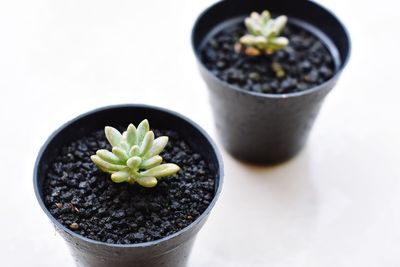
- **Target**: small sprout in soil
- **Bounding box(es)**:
[69,222,79,230]
[90,120,180,188]
[249,72,261,81]
[239,10,289,56]
[271,62,286,79]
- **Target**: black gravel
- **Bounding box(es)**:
[201,21,336,94]
[43,128,216,244]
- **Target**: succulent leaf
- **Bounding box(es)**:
[239,10,289,56]
[250,11,260,21]
[139,131,154,156]
[270,36,289,48]
[245,18,260,35]
[146,136,168,158]
[140,163,180,178]
[105,126,122,147]
[127,156,142,169]
[120,141,131,152]
[261,10,271,24]
[273,15,288,35]
[90,155,126,172]
[129,145,140,157]
[136,176,158,188]
[111,169,130,183]
[112,147,129,161]
[90,119,180,188]
[136,119,149,145]
[141,155,163,169]
[126,124,137,146]
[96,149,122,164]
[240,34,257,46]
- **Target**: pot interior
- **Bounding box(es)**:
[34,105,223,233]
[192,0,350,73]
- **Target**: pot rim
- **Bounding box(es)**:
[191,0,351,99]
[33,103,224,248]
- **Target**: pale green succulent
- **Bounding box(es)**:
[239,10,289,56]
[90,119,180,188]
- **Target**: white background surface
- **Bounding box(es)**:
[1,0,399,266]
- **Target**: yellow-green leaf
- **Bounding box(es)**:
[105,126,122,147]
[111,170,130,183]
[90,155,126,172]
[136,176,157,188]
[140,163,180,178]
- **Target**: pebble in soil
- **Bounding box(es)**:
[201,21,336,94]
[43,128,216,244]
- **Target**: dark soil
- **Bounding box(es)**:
[43,128,216,244]
[201,21,336,94]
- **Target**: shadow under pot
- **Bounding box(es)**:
[192,0,351,164]
[33,104,223,267]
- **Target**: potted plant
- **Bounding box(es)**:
[192,0,351,164]
[34,104,223,267]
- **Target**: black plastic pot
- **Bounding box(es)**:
[192,0,351,164]
[33,104,223,267]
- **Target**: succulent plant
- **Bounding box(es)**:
[90,119,180,188]
[239,10,289,56]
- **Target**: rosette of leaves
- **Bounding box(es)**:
[90,119,180,188]
[239,10,289,56]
